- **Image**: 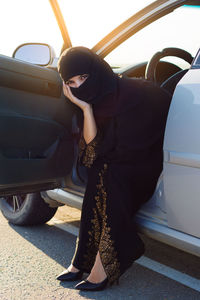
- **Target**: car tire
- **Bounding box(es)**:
[0,193,58,226]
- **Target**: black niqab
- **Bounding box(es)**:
[58,46,118,108]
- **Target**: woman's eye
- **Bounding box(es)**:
[80,74,89,80]
[66,80,73,85]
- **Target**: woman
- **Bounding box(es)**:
[56,46,171,291]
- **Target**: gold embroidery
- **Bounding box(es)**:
[83,164,120,284]
[78,132,101,168]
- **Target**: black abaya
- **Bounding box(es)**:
[71,77,171,284]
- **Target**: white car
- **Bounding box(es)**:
[0,0,200,257]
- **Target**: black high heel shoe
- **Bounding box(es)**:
[56,269,84,281]
[75,277,109,291]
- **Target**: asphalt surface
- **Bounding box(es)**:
[0,206,200,300]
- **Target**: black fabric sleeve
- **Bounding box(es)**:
[78,130,102,168]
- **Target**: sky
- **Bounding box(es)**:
[0,1,199,67]
[0,0,153,57]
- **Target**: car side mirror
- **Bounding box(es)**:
[12,43,55,66]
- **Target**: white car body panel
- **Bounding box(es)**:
[164,67,200,238]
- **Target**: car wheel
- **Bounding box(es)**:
[0,193,58,225]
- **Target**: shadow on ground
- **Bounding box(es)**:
[9,220,77,268]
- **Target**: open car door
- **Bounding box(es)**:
[0,54,76,197]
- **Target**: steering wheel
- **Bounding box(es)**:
[145,47,193,83]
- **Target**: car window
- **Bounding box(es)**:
[104,5,200,68]
[58,0,153,49]
[0,0,63,57]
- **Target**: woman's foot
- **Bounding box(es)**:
[67,264,80,273]
[57,265,83,281]
[86,251,107,283]
[75,277,108,291]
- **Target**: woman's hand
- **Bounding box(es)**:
[63,82,90,112]
[63,82,97,144]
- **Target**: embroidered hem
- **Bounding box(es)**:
[83,163,120,284]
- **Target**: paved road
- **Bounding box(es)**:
[0,207,200,300]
